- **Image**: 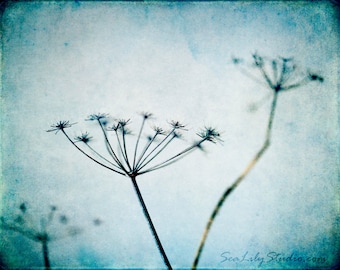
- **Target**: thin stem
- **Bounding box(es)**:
[130,176,172,270]
[84,143,122,170]
[114,130,132,171]
[61,130,126,176]
[280,78,309,92]
[137,135,177,172]
[42,239,50,270]
[278,61,287,86]
[134,132,160,170]
[121,128,133,171]
[258,64,274,89]
[272,60,278,83]
[265,92,278,142]
[97,120,126,171]
[138,140,205,175]
[238,66,269,89]
[133,118,146,169]
[136,128,176,171]
[191,92,278,269]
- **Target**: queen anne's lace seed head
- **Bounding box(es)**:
[234,53,324,94]
[48,112,221,177]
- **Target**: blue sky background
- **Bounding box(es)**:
[0,1,339,269]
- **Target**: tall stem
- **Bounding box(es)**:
[130,176,172,270]
[191,92,278,269]
[42,240,50,270]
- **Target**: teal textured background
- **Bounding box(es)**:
[0,1,338,269]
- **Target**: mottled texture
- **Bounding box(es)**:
[0,1,338,269]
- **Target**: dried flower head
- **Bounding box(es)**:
[47,121,76,134]
[140,112,153,119]
[308,72,324,82]
[117,119,131,127]
[234,53,324,94]
[197,127,222,144]
[107,123,120,131]
[75,132,92,144]
[152,126,166,135]
[86,113,108,121]
[252,53,264,67]
[49,112,221,180]
[169,120,186,130]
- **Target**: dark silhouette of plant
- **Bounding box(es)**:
[0,203,97,270]
[48,112,221,270]
[192,53,324,269]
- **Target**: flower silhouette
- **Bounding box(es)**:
[48,112,221,270]
[0,203,94,270]
[192,53,324,269]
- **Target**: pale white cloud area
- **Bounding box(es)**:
[0,1,338,269]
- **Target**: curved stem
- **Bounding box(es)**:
[97,120,126,171]
[122,129,132,170]
[192,92,278,269]
[137,135,176,172]
[138,139,205,175]
[134,132,159,170]
[136,128,176,170]
[133,118,146,168]
[61,130,126,176]
[84,143,122,170]
[130,176,172,270]
[114,130,132,171]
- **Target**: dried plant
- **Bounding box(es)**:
[48,112,221,269]
[192,53,324,269]
[0,203,97,270]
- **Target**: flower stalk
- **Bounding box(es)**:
[48,113,221,269]
[130,175,172,269]
[191,54,323,269]
[0,204,87,270]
